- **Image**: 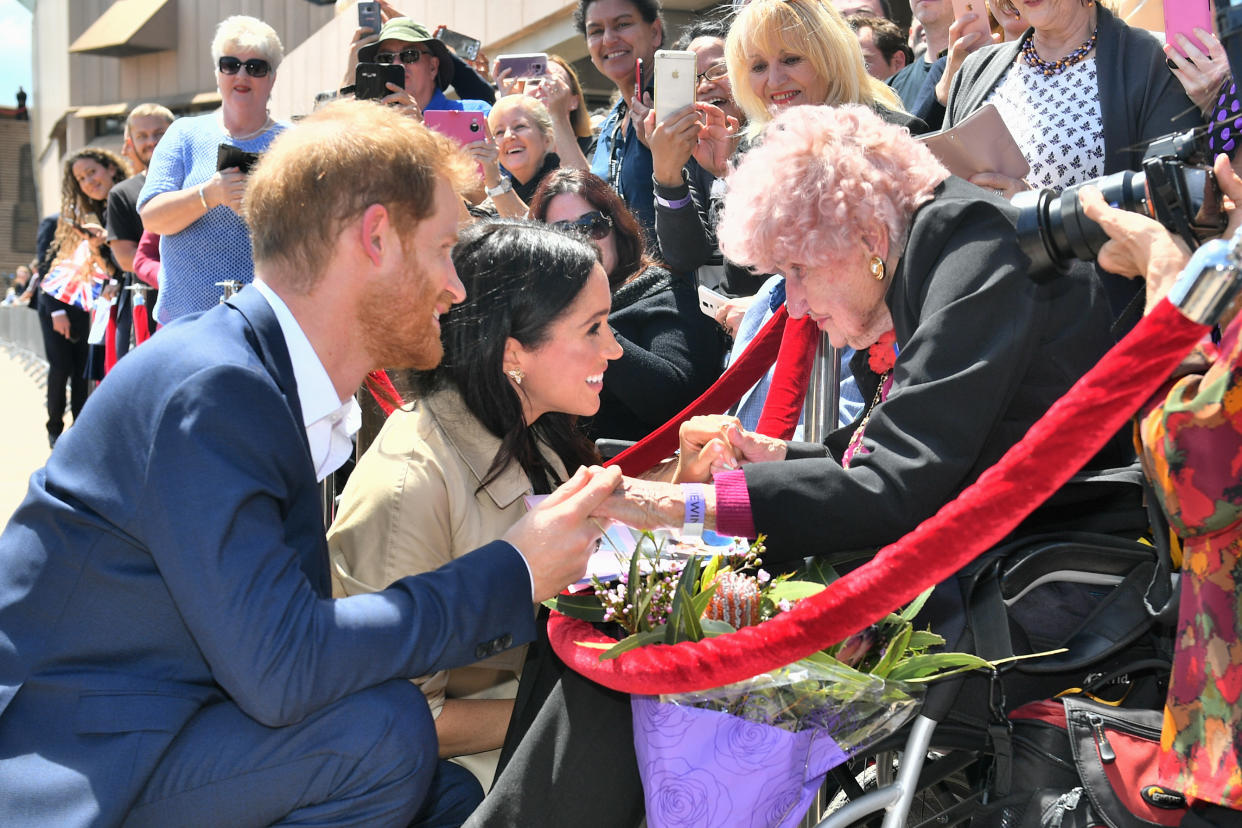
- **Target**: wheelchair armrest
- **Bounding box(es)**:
[998,533,1155,603]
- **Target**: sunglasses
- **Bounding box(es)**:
[552,211,613,241]
[375,48,434,65]
[218,56,272,77]
[696,63,729,85]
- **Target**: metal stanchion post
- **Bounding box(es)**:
[802,330,840,442]
[215,281,243,302]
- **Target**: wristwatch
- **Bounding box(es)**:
[486,178,513,198]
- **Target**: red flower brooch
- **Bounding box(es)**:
[867,330,898,374]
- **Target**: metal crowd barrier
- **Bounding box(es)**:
[0,304,46,361]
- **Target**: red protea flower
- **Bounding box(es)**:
[705,571,761,628]
[867,330,898,374]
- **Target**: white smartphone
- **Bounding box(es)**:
[654,49,697,123]
[697,284,727,317]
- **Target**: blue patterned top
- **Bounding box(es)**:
[138,111,286,324]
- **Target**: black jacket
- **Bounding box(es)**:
[588,265,728,442]
[742,178,1125,560]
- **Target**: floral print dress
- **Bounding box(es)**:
[1139,316,1242,809]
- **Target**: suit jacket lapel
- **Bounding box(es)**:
[226,286,311,458]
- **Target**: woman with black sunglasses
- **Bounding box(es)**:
[530,168,727,444]
[137,16,286,325]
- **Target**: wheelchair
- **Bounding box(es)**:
[798,465,1177,828]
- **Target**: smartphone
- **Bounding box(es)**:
[654,49,697,123]
[697,284,727,317]
[423,110,487,146]
[355,62,405,100]
[216,143,261,174]
[435,27,482,61]
[635,57,646,98]
[1163,0,1214,57]
[949,0,994,51]
[495,53,548,79]
[356,1,382,34]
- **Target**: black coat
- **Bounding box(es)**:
[588,265,728,443]
[742,177,1126,561]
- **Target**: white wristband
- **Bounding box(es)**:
[681,483,706,540]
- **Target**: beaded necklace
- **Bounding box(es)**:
[1020,27,1098,76]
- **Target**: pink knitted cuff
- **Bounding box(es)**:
[713,470,757,539]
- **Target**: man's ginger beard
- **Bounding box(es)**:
[360,243,454,372]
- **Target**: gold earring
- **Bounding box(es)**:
[506,369,524,385]
[869,256,885,281]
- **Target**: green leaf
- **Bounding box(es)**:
[801,558,841,586]
[700,554,720,591]
[666,555,701,644]
[600,629,667,660]
[898,588,934,623]
[907,630,946,650]
[690,582,718,618]
[767,580,827,603]
[870,623,912,678]
[625,531,650,623]
[700,618,737,637]
[542,593,606,622]
[886,651,992,682]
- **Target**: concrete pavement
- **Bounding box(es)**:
[0,343,51,525]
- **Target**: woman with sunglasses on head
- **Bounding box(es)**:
[138,16,285,325]
[530,169,728,444]
[327,220,621,810]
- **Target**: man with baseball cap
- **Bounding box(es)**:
[359,18,491,116]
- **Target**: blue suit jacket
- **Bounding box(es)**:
[0,287,535,826]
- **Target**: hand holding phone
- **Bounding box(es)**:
[357,1,382,33]
[697,284,727,317]
[355,62,405,100]
[948,0,993,51]
[654,49,697,123]
[1163,0,1214,58]
[494,53,548,80]
[435,26,482,61]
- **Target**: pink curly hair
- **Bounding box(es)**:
[718,105,948,275]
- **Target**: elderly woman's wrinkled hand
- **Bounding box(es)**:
[590,476,690,534]
[647,106,701,187]
[968,172,1027,200]
[1078,186,1189,313]
[1164,29,1231,116]
[674,415,743,483]
[692,102,739,180]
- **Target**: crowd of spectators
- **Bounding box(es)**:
[4,0,1242,826]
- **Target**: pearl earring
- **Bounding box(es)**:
[869,256,886,281]
[506,369,524,385]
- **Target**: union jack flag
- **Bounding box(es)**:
[40,240,108,310]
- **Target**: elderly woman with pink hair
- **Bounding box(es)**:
[598,104,1131,565]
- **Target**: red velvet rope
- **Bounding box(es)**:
[550,300,1209,694]
[133,301,151,346]
[755,314,821,439]
[365,370,404,416]
[605,306,790,476]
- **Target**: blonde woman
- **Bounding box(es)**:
[725,0,920,140]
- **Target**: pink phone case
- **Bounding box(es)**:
[1163,0,1214,58]
[423,110,486,146]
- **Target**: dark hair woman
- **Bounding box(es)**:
[327,220,621,799]
[529,168,728,443]
[574,0,666,236]
[39,147,127,447]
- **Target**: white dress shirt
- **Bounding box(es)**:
[251,279,361,482]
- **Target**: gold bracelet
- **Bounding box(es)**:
[198,185,209,210]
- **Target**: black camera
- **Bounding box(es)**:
[1014,129,1227,282]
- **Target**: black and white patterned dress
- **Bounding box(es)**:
[986,58,1105,190]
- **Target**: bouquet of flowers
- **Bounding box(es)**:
[548,535,993,828]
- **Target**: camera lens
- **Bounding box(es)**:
[1014,171,1148,281]
[470,121,480,132]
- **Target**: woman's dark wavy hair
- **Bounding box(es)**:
[412,219,602,495]
[527,167,654,290]
[574,0,664,35]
